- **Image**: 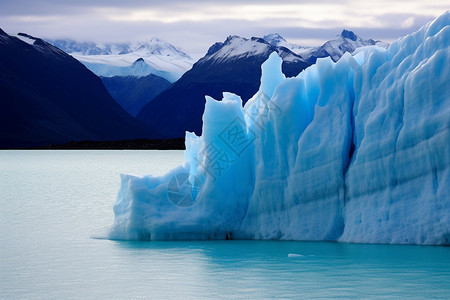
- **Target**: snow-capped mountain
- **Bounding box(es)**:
[305,29,389,62]
[137,31,389,138]
[81,57,179,82]
[138,31,389,138]
[202,35,306,64]
[203,35,270,61]
[47,37,191,58]
[137,35,311,138]
[47,38,194,82]
[263,33,313,55]
[264,30,388,63]
[277,30,389,63]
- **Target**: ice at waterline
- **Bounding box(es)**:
[109,12,449,245]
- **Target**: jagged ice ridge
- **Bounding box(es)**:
[110,13,450,245]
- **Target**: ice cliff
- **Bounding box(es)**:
[110,12,450,245]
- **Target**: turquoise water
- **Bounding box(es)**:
[0,150,449,299]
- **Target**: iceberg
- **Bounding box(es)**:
[110,12,450,245]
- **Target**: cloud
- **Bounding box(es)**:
[0,0,447,53]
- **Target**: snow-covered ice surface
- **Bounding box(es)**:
[263,33,313,55]
[110,13,450,245]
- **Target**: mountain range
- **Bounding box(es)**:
[47,37,193,82]
[136,35,310,137]
[137,30,388,138]
[46,31,388,131]
[0,30,157,148]
[1,29,389,147]
[46,38,195,119]
[263,31,389,62]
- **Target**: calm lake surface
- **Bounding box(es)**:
[1,150,449,299]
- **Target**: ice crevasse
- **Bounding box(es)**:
[110,12,450,245]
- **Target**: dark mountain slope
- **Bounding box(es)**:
[101,72,171,117]
[0,30,158,148]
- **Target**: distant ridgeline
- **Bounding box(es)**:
[1,27,387,148]
[137,30,387,138]
[110,12,449,245]
[0,30,162,148]
[46,38,194,120]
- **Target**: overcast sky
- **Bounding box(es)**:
[0,1,448,55]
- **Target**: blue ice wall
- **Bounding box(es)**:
[110,12,450,245]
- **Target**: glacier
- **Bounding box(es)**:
[47,37,194,82]
[77,57,184,82]
[109,12,450,245]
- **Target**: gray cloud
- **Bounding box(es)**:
[0,0,343,14]
[276,13,438,41]
[0,1,447,54]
